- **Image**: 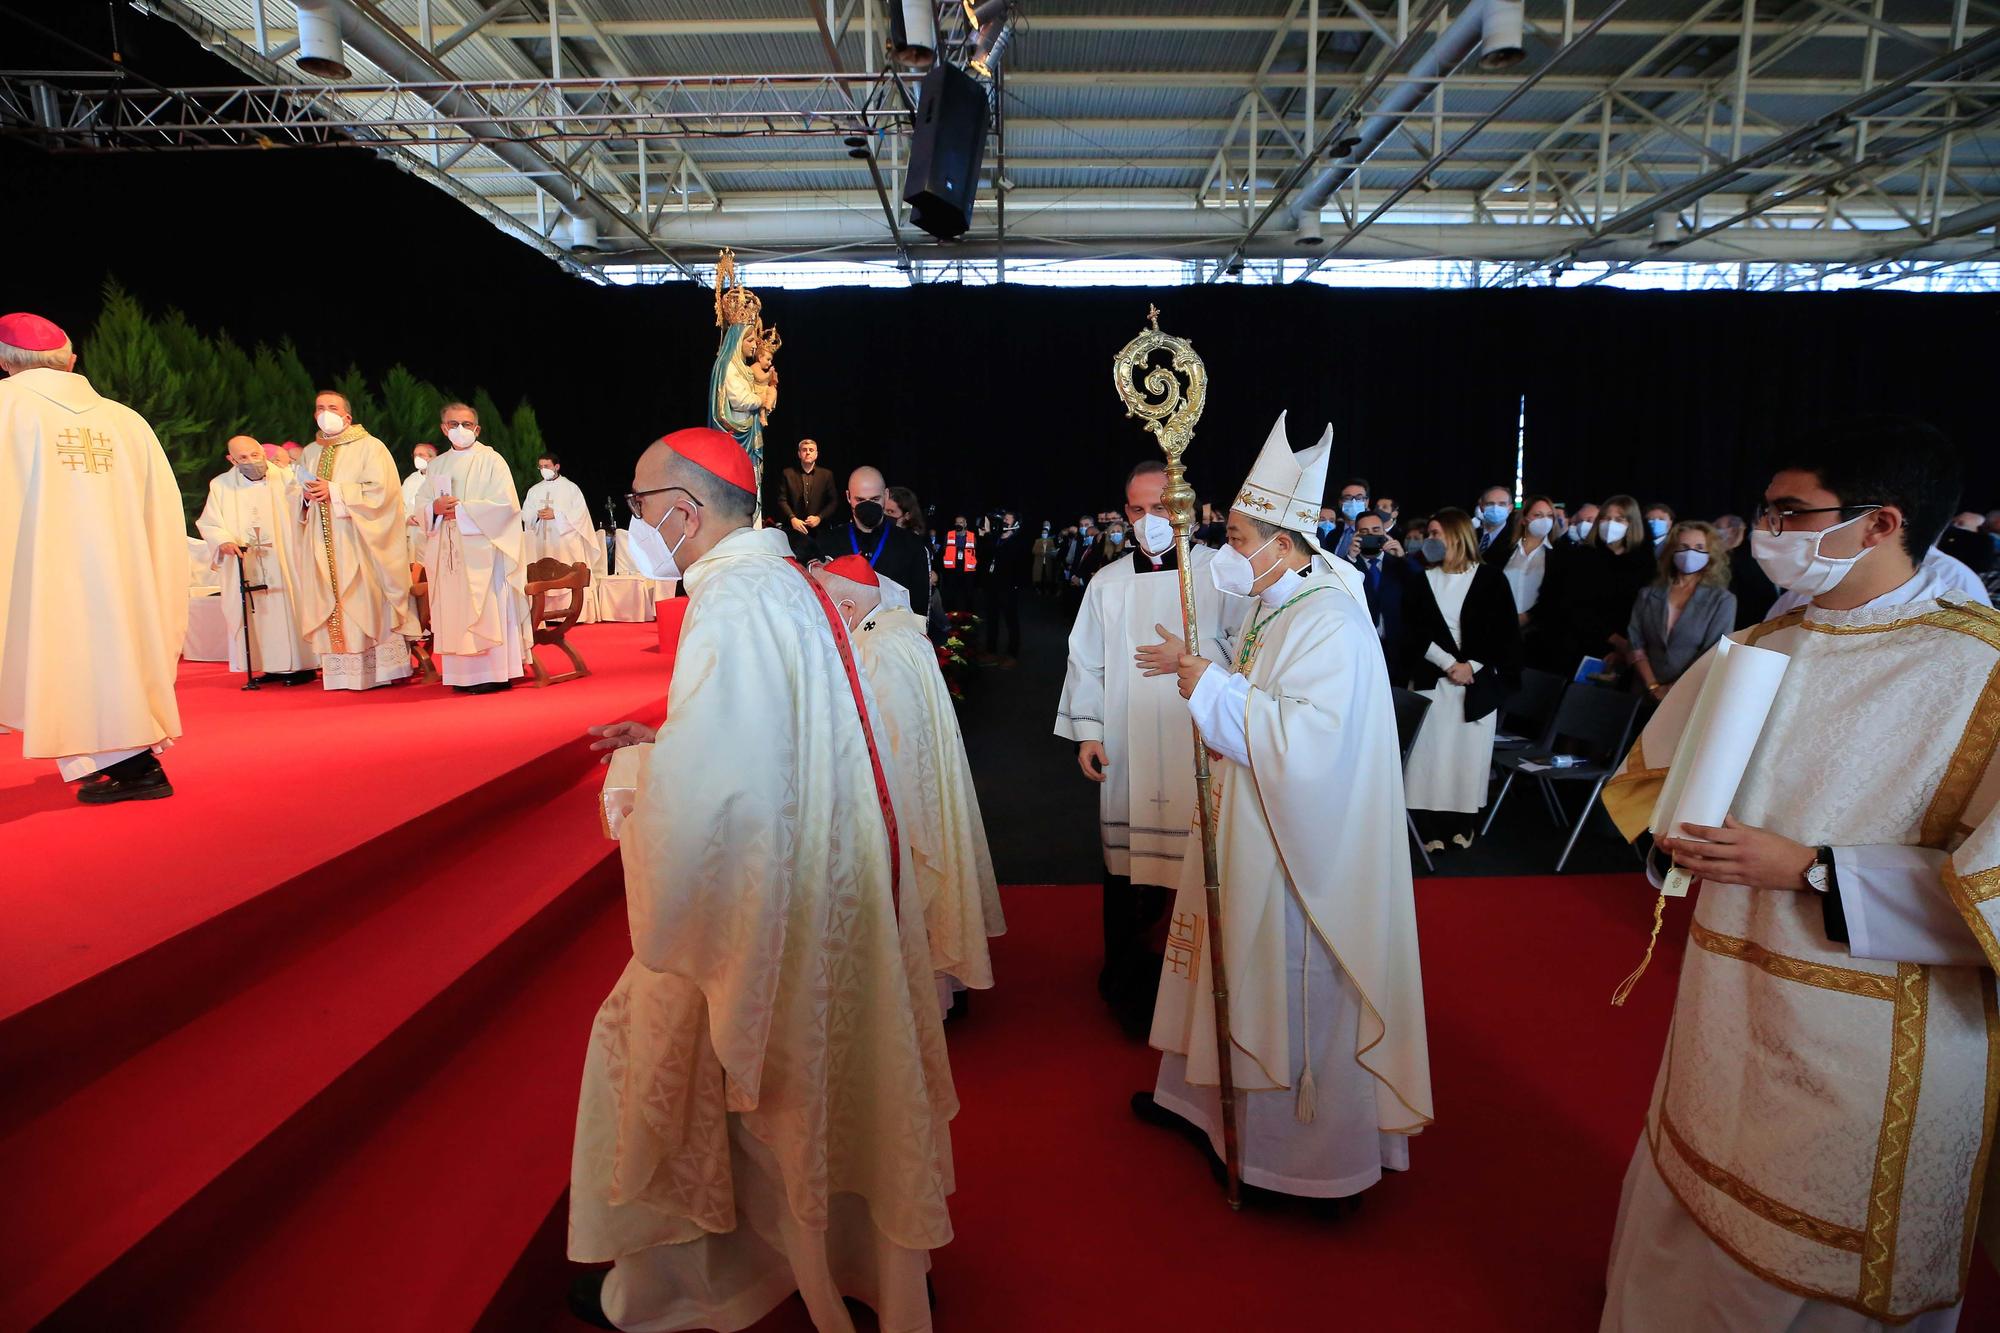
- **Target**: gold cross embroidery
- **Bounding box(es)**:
[55,428,114,474]
[1165,910,1204,978]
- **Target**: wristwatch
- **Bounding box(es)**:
[1804,846,1836,894]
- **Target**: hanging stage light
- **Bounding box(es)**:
[889,1,938,69]
[966,1,1014,79]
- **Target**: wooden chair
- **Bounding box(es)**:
[407,561,441,684]
[525,558,592,687]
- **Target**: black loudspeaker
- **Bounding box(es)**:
[903,62,989,240]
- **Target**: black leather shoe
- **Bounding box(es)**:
[464,680,514,695]
[566,1271,616,1330]
[1129,1091,1180,1129]
[277,670,318,685]
[77,760,172,805]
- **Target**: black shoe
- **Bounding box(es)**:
[463,680,514,695]
[277,670,317,685]
[1129,1091,1180,1130]
[77,758,172,805]
[566,1271,616,1330]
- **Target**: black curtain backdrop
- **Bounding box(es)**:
[4,136,1996,533]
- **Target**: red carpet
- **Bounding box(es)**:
[7,663,1995,1332]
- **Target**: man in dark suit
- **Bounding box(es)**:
[1349,510,1409,671]
[812,465,930,615]
[1319,477,1372,561]
[983,508,1032,663]
[774,438,839,561]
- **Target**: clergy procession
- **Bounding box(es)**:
[7,277,2000,1333]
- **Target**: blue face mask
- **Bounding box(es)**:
[1317,520,1338,539]
[1480,503,1511,527]
[1647,517,1671,540]
[1339,497,1368,521]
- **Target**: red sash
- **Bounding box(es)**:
[789,560,902,913]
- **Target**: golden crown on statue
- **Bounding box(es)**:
[714,248,764,328]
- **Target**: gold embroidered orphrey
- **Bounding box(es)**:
[1112,306,1245,1208]
[56,426,114,474]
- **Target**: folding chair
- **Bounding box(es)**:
[1492,668,1566,753]
[1482,684,1643,872]
[1390,687,1435,875]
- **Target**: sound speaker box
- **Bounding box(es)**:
[903,62,989,240]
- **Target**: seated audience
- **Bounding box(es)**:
[1627,520,1736,705]
[1400,508,1522,852]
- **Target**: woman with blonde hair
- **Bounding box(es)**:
[1628,519,1736,704]
[1399,507,1522,852]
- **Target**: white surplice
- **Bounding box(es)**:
[195,464,319,674]
[1152,560,1433,1197]
[416,442,528,687]
[400,468,429,567]
[1599,590,2000,1329]
[524,473,603,623]
[0,368,187,778]
[853,604,1006,991]
[295,426,419,690]
[1055,544,1243,886]
[570,526,956,1333]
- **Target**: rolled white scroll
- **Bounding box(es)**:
[1648,636,1792,896]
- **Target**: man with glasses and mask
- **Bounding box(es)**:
[414,402,529,694]
[812,464,931,615]
[1599,417,2000,1331]
[1347,508,1409,661]
[570,428,957,1333]
[294,389,419,691]
[1760,499,1989,621]
[1057,458,1241,1037]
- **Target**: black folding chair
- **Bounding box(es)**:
[1391,687,1435,875]
[1492,668,1566,753]
[1482,684,1644,872]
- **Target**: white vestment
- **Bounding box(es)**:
[524,473,603,623]
[416,442,528,687]
[0,368,187,779]
[570,526,956,1333]
[853,605,1006,991]
[1055,544,1242,885]
[1152,561,1433,1197]
[295,427,418,690]
[1599,592,2000,1328]
[195,465,319,674]
[400,469,429,567]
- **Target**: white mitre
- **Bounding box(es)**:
[1231,411,1334,556]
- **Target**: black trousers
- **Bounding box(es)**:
[982,581,1021,656]
[1101,870,1173,1036]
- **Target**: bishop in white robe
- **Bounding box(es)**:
[294,392,419,691]
[1598,424,2000,1332]
[194,435,318,680]
[523,453,603,622]
[817,557,1007,1012]
[1056,459,1242,1033]
[416,410,529,692]
[0,313,187,800]
[1138,415,1433,1201]
[400,442,435,569]
[568,428,955,1333]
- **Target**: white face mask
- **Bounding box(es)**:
[625,504,690,580]
[1526,516,1554,538]
[539,466,557,481]
[1570,520,1593,541]
[1672,550,1710,575]
[446,426,477,450]
[1210,531,1282,597]
[1750,511,1872,596]
[315,410,346,437]
[1136,512,1175,557]
[1599,519,1629,545]
[413,455,430,472]
[236,460,268,481]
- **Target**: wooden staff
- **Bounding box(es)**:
[1112,305,1240,1208]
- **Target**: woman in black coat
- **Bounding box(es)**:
[1545,492,1654,679]
[1399,508,1524,852]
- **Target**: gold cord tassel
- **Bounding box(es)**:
[1610,892,1668,1007]
[1296,926,1317,1124]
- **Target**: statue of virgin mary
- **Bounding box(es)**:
[708,250,778,509]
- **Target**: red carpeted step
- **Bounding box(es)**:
[50,873,633,1333]
[1,765,625,1332]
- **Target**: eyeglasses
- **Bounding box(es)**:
[440,418,477,431]
[624,485,703,513]
[1752,502,1880,536]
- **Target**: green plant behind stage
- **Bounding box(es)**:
[78,278,549,523]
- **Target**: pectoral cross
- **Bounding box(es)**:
[55,428,114,474]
